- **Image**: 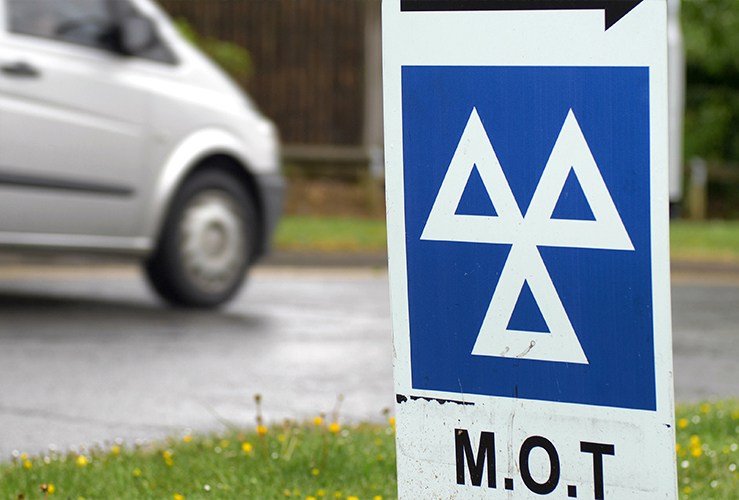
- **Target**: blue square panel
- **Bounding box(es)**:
[402,66,655,410]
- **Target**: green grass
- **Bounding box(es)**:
[0,419,397,499]
[675,400,739,499]
[275,216,739,262]
[274,216,387,253]
[670,220,739,262]
[1,402,736,499]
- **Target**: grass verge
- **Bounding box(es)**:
[276,217,739,263]
[670,220,739,262]
[274,216,387,253]
[675,400,739,499]
[0,417,397,500]
[1,402,736,499]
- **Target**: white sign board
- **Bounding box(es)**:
[382,1,677,498]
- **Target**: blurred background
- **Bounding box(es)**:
[162,0,739,225]
[162,0,386,224]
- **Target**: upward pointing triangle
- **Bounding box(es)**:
[507,280,550,333]
[455,165,498,216]
[551,167,596,221]
[421,107,523,245]
[472,245,589,365]
[524,109,634,251]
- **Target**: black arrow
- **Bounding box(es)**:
[400,0,645,30]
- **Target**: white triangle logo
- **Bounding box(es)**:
[524,109,633,251]
[421,107,635,364]
[471,245,589,363]
[421,108,523,245]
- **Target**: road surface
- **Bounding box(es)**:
[0,260,735,458]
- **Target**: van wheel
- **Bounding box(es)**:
[145,169,256,308]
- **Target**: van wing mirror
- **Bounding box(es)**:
[119,15,157,55]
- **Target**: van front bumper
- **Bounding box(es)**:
[255,172,286,258]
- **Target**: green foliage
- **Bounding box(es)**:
[682,0,739,164]
[176,18,252,83]
[682,0,739,82]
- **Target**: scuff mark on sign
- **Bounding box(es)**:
[396,394,475,406]
[516,340,537,358]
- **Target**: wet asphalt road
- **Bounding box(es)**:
[0,260,736,458]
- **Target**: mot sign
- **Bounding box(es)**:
[382,1,677,498]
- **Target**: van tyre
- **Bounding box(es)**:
[145,169,257,308]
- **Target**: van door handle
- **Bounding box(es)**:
[0,61,40,78]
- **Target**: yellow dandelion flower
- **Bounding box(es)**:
[677,418,688,429]
[347,496,359,500]
[257,425,268,437]
[316,490,326,497]
[242,442,254,454]
[683,485,692,495]
[48,484,56,494]
[306,497,317,500]
[162,450,174,466]
[313,416,324,426]
[278,434,287,444]
[374,496,383,500]
[132,467,142,478]
[110,445,121,456]
[689,435,700,447]
[676,443,684,456]
[283,489,292,497]
[691,447,703,458]
[328,422,341,434]
[76,455,89,467]
[20,453,28,461]
[333,491,343,498]
[311,467,321,476]
[174,494,185,500]
[183,434,193,444]
[388,417,396,429]
[700,403,711,414]
[22,459,32,470]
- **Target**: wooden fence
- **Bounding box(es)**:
[158,0,381,152]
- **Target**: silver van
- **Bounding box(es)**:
[0,0,284,307]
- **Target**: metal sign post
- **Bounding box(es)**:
[382,1,677,497]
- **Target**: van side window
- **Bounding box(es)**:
[7,0,116,50]
[108,0,178,64]
[6,0,177,64]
